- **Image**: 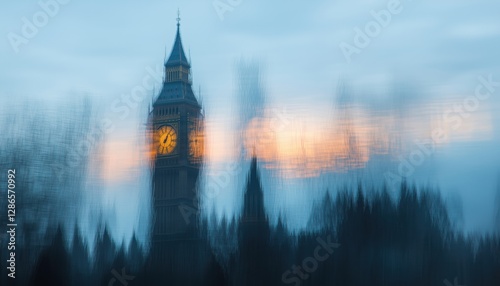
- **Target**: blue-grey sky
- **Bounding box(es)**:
[3,0,500,103]
[2,0,500,242]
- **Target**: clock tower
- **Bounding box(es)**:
[148,14,207,284]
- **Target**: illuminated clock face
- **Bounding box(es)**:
[189,120,204,163]
[157,125,177,155]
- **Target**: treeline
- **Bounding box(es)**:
[204,183,500,286]
[21,183,499,286]
[24,224,144,286]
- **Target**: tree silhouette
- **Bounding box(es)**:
[30,225,70,286]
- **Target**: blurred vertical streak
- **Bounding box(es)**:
[0,96,101,285]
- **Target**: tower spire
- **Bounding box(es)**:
[156,11,199,105]
[165,9,189,69]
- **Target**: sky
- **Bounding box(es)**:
[2,0,500,242]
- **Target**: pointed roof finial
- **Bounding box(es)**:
[176,8,181,27]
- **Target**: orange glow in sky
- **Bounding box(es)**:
[95,98,493,183]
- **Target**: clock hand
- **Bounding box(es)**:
[163,135,169,144]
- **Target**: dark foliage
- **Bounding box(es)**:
[23,182,499,286]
